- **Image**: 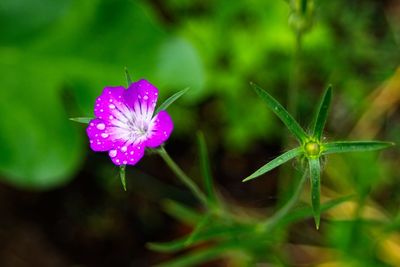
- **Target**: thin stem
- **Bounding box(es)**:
[288,31,303,118]
[157,146,208,207]
[261,171,308,231]
[278,30,304,207]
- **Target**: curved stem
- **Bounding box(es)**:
[157,146,208,207]
[261,171,308,231]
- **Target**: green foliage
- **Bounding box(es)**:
[244,84,394,228]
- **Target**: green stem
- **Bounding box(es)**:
[158,147,208,207]
[288,31,303,118]
[261,171,307,231]
[279,30,304,207]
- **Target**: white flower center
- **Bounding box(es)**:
[108,102,154,144]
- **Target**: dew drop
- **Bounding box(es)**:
[121,146,127,152]
[109,104,116,109]
[109,150,117,157]
[101,133,109,138]
[97,123,106,130]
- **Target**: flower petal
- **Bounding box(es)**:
[123,79,158,120]
[94,86,129,122]
[146,110,174,148]
[86,119,114,151]
[108,142,145,166]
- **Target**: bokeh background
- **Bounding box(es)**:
[0,0,399,266]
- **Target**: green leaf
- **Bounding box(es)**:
[124,67,133,86]
[184,213,211,246]
[162,199,202,225]
[312,85,332,140]
[197,132,217,205]
[251,82,308,143]
[120,165,127,191]
[322,141,395,155]
[155,87,190,114]
[309,158,321,229]
[154,242,235,267]
[243,147,303,182]
[281,195,355,226]
[69,117,93,124]
[148,223,251,253]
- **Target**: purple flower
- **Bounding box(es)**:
[86,79,173,166]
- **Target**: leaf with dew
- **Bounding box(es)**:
[243,147,303,182]
[251,82,308,143]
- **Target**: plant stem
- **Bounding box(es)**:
[261,171,308,231]
[279,30,304,207]
[288,31,303,118]
[157,146,209,207]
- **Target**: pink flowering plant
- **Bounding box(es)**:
[86,79,173,166]
[69,2,395,263]
[71,70,394,265]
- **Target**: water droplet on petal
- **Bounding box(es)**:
[143,95,148,100]
[123,160,127,164]
[121,146,127,152]
[109,150,117,157]
[101,133,109,138]
[97,123,106,130]
[109,104,116,109]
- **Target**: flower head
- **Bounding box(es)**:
[86,79,173,166]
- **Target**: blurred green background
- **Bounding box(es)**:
[0,0,399,266]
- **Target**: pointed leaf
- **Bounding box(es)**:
[155,87,190,114]
[124,67,133,86]
[148,223,251,253]
[251,82,308,143]
[243,147,303,182]
[185,213,211,246]
[309,158,321,229]
[312,85,332,140]
[154,242,235,267]
[162,199,202,225]
[120,165,127,191]
[69,117,94,124]
[280,195,355,226]
[197,132,217,205]
[322,141,395,155]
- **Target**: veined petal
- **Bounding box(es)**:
[94,86,126,122]
[124,79,158,121]
[146,111,174,148]
[108,141,145,166]
[86,119,114,151]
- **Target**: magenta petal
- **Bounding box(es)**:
[94,86,127,123]
[146,111,174,148]
[123,79,158,116]
[86,119,114,151]
[108,142,145,166]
